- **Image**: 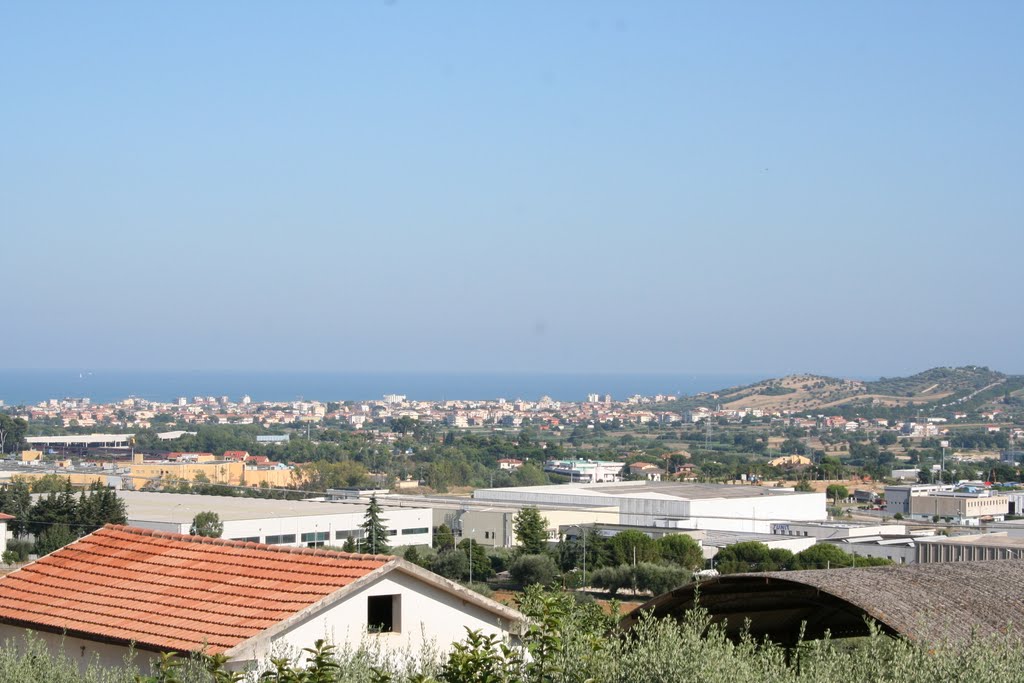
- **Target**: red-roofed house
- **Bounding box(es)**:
[222,450,251,461]
[0,525,522,672]
[627,462,665,481]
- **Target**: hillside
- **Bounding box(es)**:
[715,374,865,412]
[715,366,1020,416]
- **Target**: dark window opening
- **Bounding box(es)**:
[301,531,329,547]
[367,594,400,633]
[336,529,365,540]
[266,534,296,545]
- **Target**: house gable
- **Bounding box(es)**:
[227,561,522,665]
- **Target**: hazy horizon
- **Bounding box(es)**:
[4,2,1021,376]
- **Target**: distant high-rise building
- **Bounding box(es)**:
[587,393,600,403]
[603,394,612,405]
[241,395,251,405]
[177,397,187,407]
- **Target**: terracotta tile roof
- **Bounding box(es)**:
[0,525,393,654]
[0,513,15,521]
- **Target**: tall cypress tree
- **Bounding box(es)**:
[360,495,390,554]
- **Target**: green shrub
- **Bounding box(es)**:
[509,554,560,588]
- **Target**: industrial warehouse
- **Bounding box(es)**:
[473,480,827,533]
[116,491,433,549]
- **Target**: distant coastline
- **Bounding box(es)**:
[0,370,767,406]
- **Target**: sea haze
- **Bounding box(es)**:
[0,370,767,406]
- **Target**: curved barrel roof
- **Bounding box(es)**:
[621,560,1024,644]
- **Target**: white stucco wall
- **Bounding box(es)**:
[688,493,825,523]
[0,624,158,674]
[234,570,517,669]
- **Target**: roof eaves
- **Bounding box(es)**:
[391,559,525,628]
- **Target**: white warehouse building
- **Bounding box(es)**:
[474,481,826,534]
[119,491,433,549]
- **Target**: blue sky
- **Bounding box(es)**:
[3,1,1022,376]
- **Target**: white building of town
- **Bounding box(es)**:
[118,491,433,549]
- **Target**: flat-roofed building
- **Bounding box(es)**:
[543,459,624,483]
[367,493,620,548]
[907,489,1008,525]
[119,491,432,549]
[885,484,954,516]
[916,532,1024,563]
[475,481,826,534]
[769,521,910,540]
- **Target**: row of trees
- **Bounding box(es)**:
[403,507,706,597]
[402,505,889,598]
[0,480,128,561]
[712,541,891,573]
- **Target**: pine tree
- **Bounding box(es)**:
[360,495,390,554]
[28,481,78,537]
[35,523,77,557]
[78,483,127,533]
[513,506,548,555]
[434,523,455,551]
[0,482,31,537]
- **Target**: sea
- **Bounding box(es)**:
[0,370,767,406]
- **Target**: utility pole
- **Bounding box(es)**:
[569,525,587,588]
[582,530,587,587]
